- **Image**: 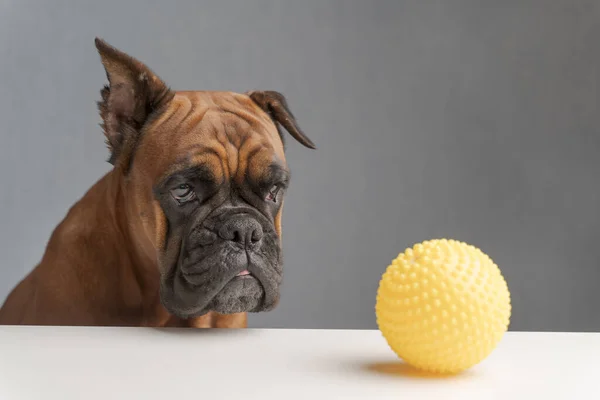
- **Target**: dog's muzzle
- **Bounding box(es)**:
[161,208,282,318]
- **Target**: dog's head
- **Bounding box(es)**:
[94,39,315,319]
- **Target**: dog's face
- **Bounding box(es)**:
[144,92,295,318]
[94,39,315,319]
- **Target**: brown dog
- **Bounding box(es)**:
[0,39,315,328]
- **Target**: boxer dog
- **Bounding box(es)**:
[0,38,315,328]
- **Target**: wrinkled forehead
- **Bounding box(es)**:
[135,91,287,183]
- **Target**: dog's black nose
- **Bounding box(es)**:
[218,217,263,247]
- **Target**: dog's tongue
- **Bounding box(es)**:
[236,270,250,276]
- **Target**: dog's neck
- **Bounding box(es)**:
[103,169,173,326]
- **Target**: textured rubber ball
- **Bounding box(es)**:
[375,239,511,374]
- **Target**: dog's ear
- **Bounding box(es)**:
[95,38,175,165]
[247,90,316,150]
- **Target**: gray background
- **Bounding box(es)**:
[0,0,598,332]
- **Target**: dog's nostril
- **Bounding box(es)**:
[233,231,243,243]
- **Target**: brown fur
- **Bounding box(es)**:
[0,39,314,328]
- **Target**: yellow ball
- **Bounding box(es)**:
[375,239,511,374]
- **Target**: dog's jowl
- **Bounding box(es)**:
[0,39,315,328]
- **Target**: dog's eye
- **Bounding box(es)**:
[171,184,196,204]
[265,185,281,203]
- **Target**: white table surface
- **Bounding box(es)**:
[0,327,598,399]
